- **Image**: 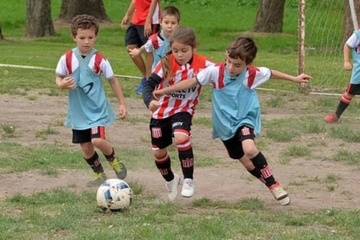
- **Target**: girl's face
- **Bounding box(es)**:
[225,52,248,77]
[171,40,194,65]
[161,15,179,38]
[73,28,97,55]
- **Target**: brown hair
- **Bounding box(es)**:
[161,6,181,22]
[71,14,99,37]
[161,26,197,82]
[227,37,257,65]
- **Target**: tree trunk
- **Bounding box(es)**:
[57,0,110,23]
[253,0,285,33]
[343,0,360,46]
[0,24,4,40]
[26,0,55,38]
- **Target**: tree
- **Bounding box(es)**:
[253,0,286,33]
[26,0,55,38]
[343,0,360,45]
[57,0,110,23]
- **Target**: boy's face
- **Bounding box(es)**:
[160,15,179,38]
[225,52,248,77]
[72,28,97,55]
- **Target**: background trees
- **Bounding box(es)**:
[26,0,55,37]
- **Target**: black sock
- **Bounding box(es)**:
[84,151,104,173]
[178,147,194,179]
[155,155,174,182]
[104,148,116,161]
[250,152,276,187]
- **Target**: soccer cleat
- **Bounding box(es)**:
[135,77,147,95]
[166,174,180,201]
[87,172,107,187]
[108,157,127,180]
[324,112,338,123]
[181,178,194,198]
[269,182,291,206]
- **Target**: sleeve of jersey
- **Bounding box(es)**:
[55,55,67,77]
[144,36,156,53]
[142,73,162,108]
[196,66,218,86]
[249,67,272,89]
[346,32,359,48]
[100,58,115,80]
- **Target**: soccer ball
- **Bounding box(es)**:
[96,179,133,212]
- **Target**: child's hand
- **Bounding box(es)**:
[295,73,312,83]
[344,61,352,71]
[148,100,160,112]
[118,104,127,120]
[129,48,139,58]
[62,77,76,90]
[152,89,165,100]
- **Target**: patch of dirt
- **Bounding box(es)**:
[1,92,359,212]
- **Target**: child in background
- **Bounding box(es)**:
[55,15,128,186]
[121,0,161,94]
[129,6,181,72]
[154,37,312,205]
[142,26,214,201]
[324,30,360,123]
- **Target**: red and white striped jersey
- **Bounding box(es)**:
[151,53,214,119]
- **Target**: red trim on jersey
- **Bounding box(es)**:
[215,63,225,89]
[247,66,259,88]
[93,51,103,74]
[65,50,73,74]
[149,33,159,49]
[99,126,105,139]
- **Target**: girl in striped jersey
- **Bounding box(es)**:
[153,37,312,206]
[142,26,214,201]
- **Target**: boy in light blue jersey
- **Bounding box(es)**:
[324,29,360,123]
[55,15,128,186]
[129,6,180,74]
[154,37,312,206]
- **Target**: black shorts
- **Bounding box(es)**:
[346,83,360,95]
[72,126,106,144]
[125,23,160,47]
[221,126,255,159]
[150,112,192,150]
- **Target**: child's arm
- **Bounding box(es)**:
[153,77,198,99]
[129,45,146,58]
[270,70,312,83]
[144,0,159,36]
[55,76,76,90]
[109,76,127,120]
[121,1,135,28]
[343,44,352,71]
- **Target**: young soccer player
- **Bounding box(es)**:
[153,36,312,205]
[142,26,215,201]
[129,6,180,72]
[55,15,128,186]
[324,29,360,123]
[121,0,161,94]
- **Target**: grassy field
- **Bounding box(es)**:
[1,0,360,239]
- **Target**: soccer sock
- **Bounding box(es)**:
[335,93,352,118]
[84,151,104,173]
[250,152,276,187]
[248,168,263,181]
[177,140,194,179]
[104,148,116,161]
[154,154,174,182]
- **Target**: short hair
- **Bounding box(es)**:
[71,14,99,37]
[162,6,180,22]
[169,26,197,49]
[227,37,257,64]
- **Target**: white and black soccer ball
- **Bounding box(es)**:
[96,179,132,212]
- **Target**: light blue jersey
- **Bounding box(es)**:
[349,30,360,84]
[144,30,170,70]
[55,47,116,130]
[196,63,271,140]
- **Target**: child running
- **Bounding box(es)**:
[129,6,180,73]
[324,29,360,123]
[142,26,214,201]
[153,36,312,205]
[55,15,128,186]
